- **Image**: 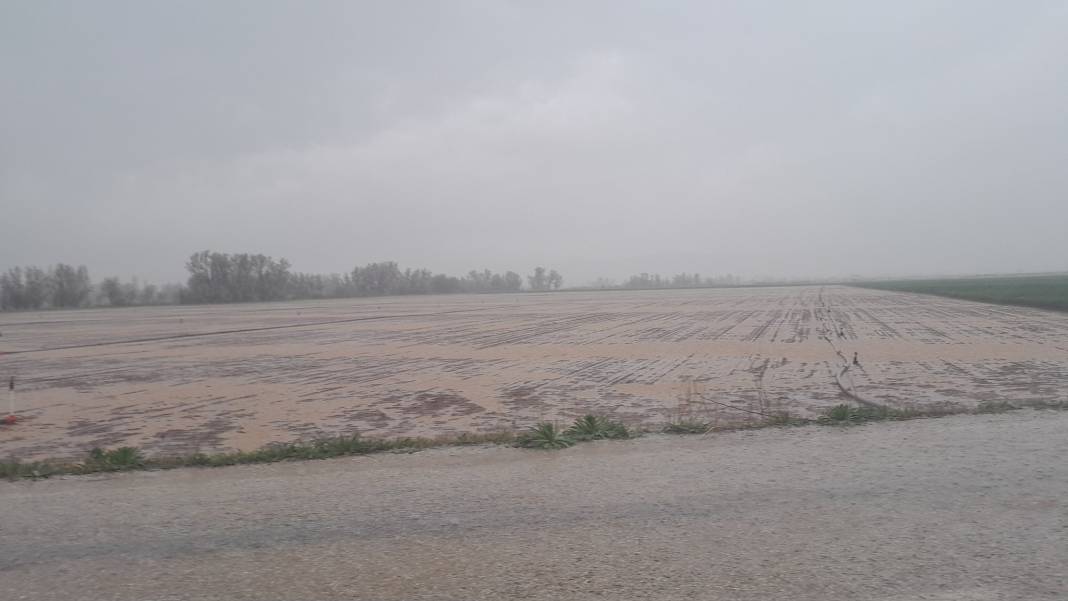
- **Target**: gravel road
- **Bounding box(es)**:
[3,411,1067,600]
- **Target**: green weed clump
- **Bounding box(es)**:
[820,404,902,423]
[84,447,145,471]
[824,404,853,422]
[823,401,966,423]
[565,415,632,441]
[516,422,575,449]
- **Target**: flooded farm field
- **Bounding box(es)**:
[2,286,1067,460]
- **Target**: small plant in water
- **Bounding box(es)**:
[516,422,575,449]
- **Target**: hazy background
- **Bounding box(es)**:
[2,1,1066,285]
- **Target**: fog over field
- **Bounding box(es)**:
[2,2,1067,284]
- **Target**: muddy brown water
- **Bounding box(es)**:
[1,286,1067,460]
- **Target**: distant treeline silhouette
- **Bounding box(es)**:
[588,272,743,290]
[0,264,100,310]
[0,251,564,310]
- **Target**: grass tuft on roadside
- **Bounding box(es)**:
[565,415,632,441]
[4,401,1066,481]
[2,431,517,481]
[819,403,947,423]
[515,422,575,449]
[84,446,145,471]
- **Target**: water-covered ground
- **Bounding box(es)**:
[2,285,1067,459]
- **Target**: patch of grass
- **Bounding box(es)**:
[663,419,712,434]
[820,402,978,424]
[2,431,519,481]
[6,399,1067,481]
[1,458,64,481]
[853,274,1068,312]
[824,404,853,422]
[515,422,575,449]
[565,415,632,441]
[84,446,145,471]
[178,435,404,467]
[820,404,903,423]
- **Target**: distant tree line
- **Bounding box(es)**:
[0,251,564,310]
[526,266,563,292]
[1,264,92,310]
[181,251,293,303]
[180,251,560,303]
[599,272,743,290]
[98,278,182,307]
[0,264,180,310]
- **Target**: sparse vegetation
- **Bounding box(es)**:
[4,399,1067,481]
[817,400,1030,424]
[824,403,852,422]
[2,432,516,481]
[565,415,632,441]
[515,422,575,449]
[0,458,62,481]
[821,404,898,423]
[764,411,800,426]
[83,446,145,471]
[663,419,712,434]
[975,400,1018,414]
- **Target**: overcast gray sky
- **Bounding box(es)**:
[2,1,1066,285]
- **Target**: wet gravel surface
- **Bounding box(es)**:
[2,411,1067,600]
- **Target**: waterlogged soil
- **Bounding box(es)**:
[2,412,1066,600]
[2,286,1067,460]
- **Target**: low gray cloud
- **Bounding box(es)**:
[3,1,1066,284]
